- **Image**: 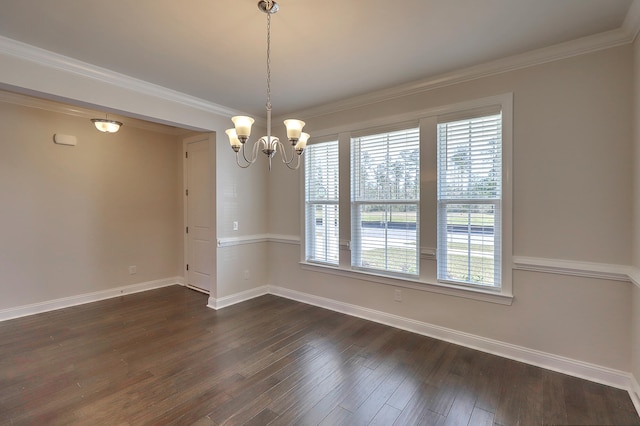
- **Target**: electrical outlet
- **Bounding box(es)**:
[233,221,239,231]
[243,270,250,280]
[394,289,402,302]
[128,265,137,275]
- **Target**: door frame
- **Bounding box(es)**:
[183,133,216,295]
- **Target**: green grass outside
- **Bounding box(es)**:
[447,242,495,254]
[357,247,496,285]
[445,253,495,285]
[360,247,418,274]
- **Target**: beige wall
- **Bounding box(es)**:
[215,124,269,299]
[632,34,640,386]
[268,45,635,371]
[0,102,183,309]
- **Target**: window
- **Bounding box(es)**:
[437,113,502,288]
[305,141,339,264]
[351,127,420,275]
[301,94,512,303]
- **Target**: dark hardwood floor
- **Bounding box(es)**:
[0,286,638,425]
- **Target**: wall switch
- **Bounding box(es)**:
[394,289,402,302]
[128,265,137,275]
[243,270,250,280]
[233,221,239,231]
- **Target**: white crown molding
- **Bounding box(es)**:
[0,35,242,119]
[0,90,193,136]
[0,277,183,322]
[1,19,635,130]
[513,256,631,282]
[623,0,640,43]
[282,28,634,122]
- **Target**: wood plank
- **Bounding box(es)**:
[0,286,637,426]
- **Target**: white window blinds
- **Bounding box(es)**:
[305,141,339,264]
[437,113,502,287]
[351,127,420,275]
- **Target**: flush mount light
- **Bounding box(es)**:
[91,113,122,133]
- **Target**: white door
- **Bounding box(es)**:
[185,137,212,293]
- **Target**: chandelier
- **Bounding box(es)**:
[226,0,309,171]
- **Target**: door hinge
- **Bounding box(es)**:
[185,151,188,159]
[186,264,189,271]
[186,226,189,234]
[185,189,189,196]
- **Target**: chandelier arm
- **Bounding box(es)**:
[235,151,253,169]
[238,139,261,166]
[284,153,302,170]
[275,140,296,165]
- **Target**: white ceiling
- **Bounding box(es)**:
[0,0,636,118]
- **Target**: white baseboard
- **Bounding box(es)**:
[267,285,636,394]
[0,277,184,322]
[632,374,640,415]
[2,276,637,416]
[207,285,269,310]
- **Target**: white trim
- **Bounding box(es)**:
[279,29,633,121]
[0,90,189,135]
[268,234,301,245]
[629,267,640,289]
[186,284,209,295]
[267,285,636,393]
[206,286,269,310]
[217,233,301,247]
[631,374,640,416]
[217,234,271,247]
[0,35,240,119]
[308,94,514,142]
[2,20,636,131]
[623,0,640,43]
[0,277,183,322]
[300,262,513,305]
[513,256,631,282]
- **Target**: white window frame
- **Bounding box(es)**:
[304,140,340,265]
[437,112,503,289]
[350,126,420,277]
[300,93,513,305]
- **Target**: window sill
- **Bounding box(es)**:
[299,261,513,305]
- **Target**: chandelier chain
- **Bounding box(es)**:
[266,11,272,111]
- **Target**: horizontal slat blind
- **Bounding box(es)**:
[351,128,420,275]
[437,113,502,287]
[305,141,339,264]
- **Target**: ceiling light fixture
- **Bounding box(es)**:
[91,113,123,133]
[226,0,308,171]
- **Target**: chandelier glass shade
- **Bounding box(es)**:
[226,0,308,170]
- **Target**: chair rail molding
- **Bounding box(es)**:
[512,256,631,282]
